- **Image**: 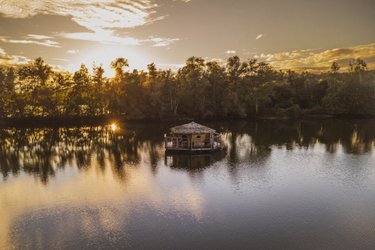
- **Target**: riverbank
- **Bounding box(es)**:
[1,113,375,128]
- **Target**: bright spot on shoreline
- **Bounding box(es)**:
[111,123,118,132]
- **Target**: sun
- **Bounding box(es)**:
[74,45,151,77]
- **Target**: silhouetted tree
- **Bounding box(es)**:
[330,61,340,73]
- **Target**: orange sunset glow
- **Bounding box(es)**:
[0,0,374,73]
[1,1,375,249]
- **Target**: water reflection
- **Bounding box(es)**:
[0,119,374,183]
[165,152,225,171]
[1,119,375,249]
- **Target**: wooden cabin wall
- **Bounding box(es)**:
[191,134,210,147]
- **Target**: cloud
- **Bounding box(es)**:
[149,37,180,47]
[226,50,236,54]
[0,0,156,31]
[255,34,263,40]
[61,31,141,46]
[0,36,61,48]
[52,58,70,62]
[66,49,79,54]
[27,34,53,40]
[61,30,179,47]
[0,47,29,65]
[0,48,8,59]
[256,43,375,72]
[0,1,180,48]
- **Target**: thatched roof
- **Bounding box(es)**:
[170,122,216,134]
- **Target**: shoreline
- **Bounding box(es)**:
[1,114,374,128]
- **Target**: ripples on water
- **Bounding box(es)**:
[0,120,375,249]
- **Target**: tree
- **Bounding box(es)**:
[349,58,368,84]
[18,57,52,87]
[111,58,129,81]
[323,76,375,116]
[250,62,276,114]
[177,57,210,117]
[92,64,105,86]
[17,58,53,116]
[0,55,374,120]
[160,69,179,116]
[206,61,229,116]
[90,64,106,115]
[349,58,367,73]
[225,56,248,117]
[73,64,90,86]
[66,64,91,115]
[145,63,162,118]
[330,61,340,73]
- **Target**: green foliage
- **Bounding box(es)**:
[0,57,374,120]
[323,73,375,115]
[330,61,340,73]
[349,58,367,72]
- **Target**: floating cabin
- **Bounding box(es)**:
[165,122,222,152]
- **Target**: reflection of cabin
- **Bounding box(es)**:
[165,122,222,152]
[165,152,225,170]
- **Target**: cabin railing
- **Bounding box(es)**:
[165,134,222,151]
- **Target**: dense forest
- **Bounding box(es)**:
[0,56,374,121]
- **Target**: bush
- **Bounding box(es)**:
[286,104,301,118]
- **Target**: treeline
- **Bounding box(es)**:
[0,56,374,120]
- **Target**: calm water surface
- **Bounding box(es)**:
[1,120,375,249]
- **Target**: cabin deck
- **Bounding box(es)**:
[165,146,218,153]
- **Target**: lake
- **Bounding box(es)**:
[1,119,375,249]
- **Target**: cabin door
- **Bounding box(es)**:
[182,135,189,148]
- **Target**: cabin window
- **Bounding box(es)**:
[197,136,201,139]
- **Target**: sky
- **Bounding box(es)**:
[0,0,375,75]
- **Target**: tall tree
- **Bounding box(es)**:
[330,61,340,73]
[111,58,129,81]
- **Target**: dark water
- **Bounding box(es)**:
[1,119,375,249]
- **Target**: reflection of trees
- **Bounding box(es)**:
[218,119,375,155]
[0,120,374,183]
[0,125,162,183]
[318,120,375,154]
